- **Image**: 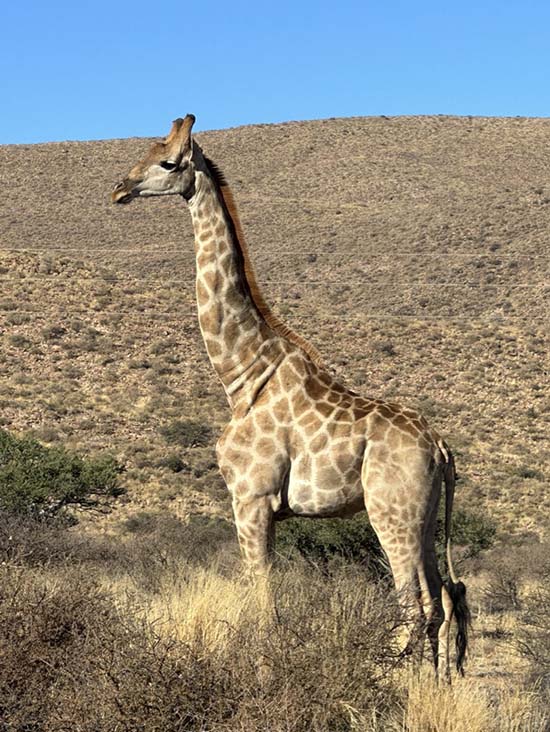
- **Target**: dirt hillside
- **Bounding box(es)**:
[0,115,548,536]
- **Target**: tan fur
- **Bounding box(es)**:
[112,117,469,682]
[214,180,324,367]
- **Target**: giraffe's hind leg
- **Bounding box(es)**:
[362,448,443,670]
[421,471,448,677]
[378,542,429,663]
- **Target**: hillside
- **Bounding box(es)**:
[0,115,548,537]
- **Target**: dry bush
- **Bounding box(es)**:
[0,513,120,567]
[0,565,114,730]
[515,543,550,691]
[480,561,522,614]
[0,551,408,732]
[2,519,547,731]
[0,511,237,579]
[478,541,549,615]
[115,513,239,594]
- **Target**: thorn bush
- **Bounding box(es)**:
[0,429,123,520]
[159,419,213,447]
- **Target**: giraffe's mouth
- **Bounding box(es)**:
[114,192,135,205]
[111,182,138,204]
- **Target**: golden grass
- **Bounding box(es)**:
[345,669,549,732]
[101,563,550,732]
[389,670,547,732]
[142,566,273,655]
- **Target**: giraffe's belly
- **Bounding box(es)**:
[286,445,365,518]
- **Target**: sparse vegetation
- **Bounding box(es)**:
[0,518,547,731]
[0,117,548,728]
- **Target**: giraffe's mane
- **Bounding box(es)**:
[204,156,324,367]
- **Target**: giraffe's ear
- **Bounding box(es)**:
[165,114,195,162]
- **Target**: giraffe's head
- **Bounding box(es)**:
[111,114,198,204]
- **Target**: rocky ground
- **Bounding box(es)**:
[0,115,548,536]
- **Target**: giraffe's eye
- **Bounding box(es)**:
[160,160,178,171]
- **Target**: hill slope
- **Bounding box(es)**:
[0,116,548,536]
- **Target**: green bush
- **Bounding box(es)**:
[159,419,213,447]
[276,514,385,575]
[442,508,496,559]
[0,429,123,519]
[276,504,495,574]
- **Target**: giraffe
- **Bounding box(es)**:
[111,114,470,681]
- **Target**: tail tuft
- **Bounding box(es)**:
[446,579,471,676]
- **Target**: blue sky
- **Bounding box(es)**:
[2,0,549,144]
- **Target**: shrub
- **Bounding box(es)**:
[517,584,550,691]
[481,568,521,613]
[276,514,385,575]
[437,508,496,560]
[8,334,32,349]
[276,505,495,575]
[373,340,397,356]
[0,429,123,519]
[156,453,191,473]
[515,544,550,690]
[0,513,81,565]
[159,419,213,447]
[41,325,67,340]
[515,466,544,480]
[0,561,406,732]
[476,541,549,616]
[119,512,237,592]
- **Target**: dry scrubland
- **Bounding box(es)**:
[1,515,549,731]
[0,116,549,729]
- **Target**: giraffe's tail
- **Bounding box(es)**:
[440,442,471,676]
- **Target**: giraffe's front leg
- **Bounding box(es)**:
[232,494,276,573]
[232,492,280,685]
[217,419,288,575]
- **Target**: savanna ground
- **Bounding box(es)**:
[0,116,548,729]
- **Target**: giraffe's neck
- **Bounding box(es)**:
[188,170,285,411]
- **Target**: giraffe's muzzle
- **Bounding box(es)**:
[111,181,137,204]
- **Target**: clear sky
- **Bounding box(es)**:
[2,0,549,144]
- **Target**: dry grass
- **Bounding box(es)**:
[1,516,549,731]
[0,555,404,730]
[374,670,549,732]
[140,566,272,653]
